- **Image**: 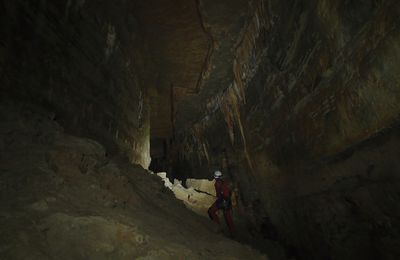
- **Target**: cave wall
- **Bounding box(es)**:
[174,0,400,258]
[0,0,151,168]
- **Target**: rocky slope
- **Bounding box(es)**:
[0,101,267,260]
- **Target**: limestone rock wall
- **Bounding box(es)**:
[0,0,151,168]
[174,0,400,258]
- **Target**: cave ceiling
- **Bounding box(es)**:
[134,0,251,139]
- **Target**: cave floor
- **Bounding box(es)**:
[0,103,268,260]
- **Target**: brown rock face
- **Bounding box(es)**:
[2,0,400,259]
[173,0,400,259]
[0,0,151,168]
[135,0,210,139]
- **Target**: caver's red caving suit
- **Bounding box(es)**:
[208,178,234,235]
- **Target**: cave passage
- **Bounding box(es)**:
[1,0,400,259]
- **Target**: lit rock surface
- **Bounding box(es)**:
[156,173,215,217]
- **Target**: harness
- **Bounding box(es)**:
[216,180,232,210]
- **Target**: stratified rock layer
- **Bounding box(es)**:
[174,1,400,259]
[1,0,400,259]
[0,0,150,167]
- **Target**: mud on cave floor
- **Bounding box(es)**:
[0,102,268,260]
